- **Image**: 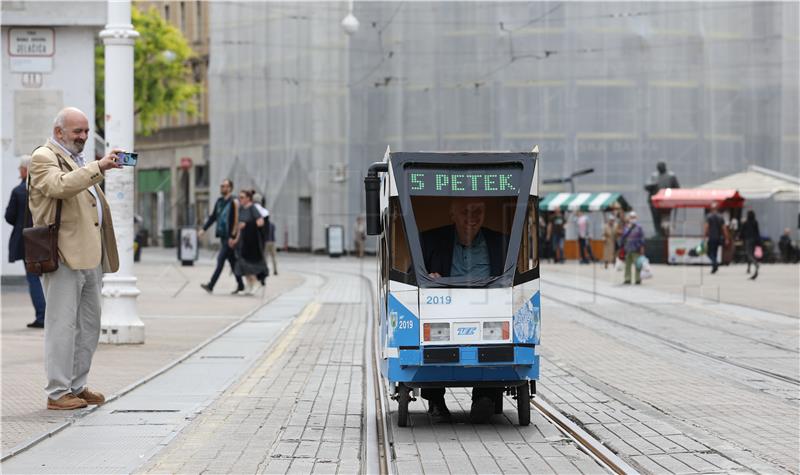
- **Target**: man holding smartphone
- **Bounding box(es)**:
[28,107,123,410]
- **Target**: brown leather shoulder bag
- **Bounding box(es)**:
[23,150,65,276]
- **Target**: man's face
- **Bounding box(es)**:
[451,200,485,244]
[55,113,90,155]
[220,181,232,196]
[19,166,27,180]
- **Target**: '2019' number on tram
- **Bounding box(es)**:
[426,296,452,305]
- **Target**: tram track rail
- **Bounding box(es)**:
[544,278,798,354]
[352,264,634,475]
[543,281,800,386]
[531,394,639,475]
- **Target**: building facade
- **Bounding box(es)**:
[209,2,798,251]
[132,0,209,247]
[1,1,105,278]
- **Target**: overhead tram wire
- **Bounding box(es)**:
[211,57,796,89]
[216,1,762,30]
[347,1,405,88]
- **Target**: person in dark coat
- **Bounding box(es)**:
[418,198,509,423]
[199,179,245,294]
[4,155,46,328]
[740,210,761,280]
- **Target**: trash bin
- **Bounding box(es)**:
[162,229,175,248]
[177,227,198,266]
[326,225,344,257]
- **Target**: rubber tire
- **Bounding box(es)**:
[494,392,504,414]
[517,383,530,426]
[397,384,410,427]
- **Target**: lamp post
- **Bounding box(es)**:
[99,0,145,344]
[543,168,595,193]
[341,0,359,35]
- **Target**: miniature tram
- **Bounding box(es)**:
[364,147,542,426]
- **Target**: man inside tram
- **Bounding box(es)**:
[419,197,509,422]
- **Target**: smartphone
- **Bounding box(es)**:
[116,151,138,166]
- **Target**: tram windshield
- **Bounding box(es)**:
[405,163,523,286]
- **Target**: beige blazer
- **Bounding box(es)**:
[28,139,119,272]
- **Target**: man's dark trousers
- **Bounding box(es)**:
[208,238,244,290]
[578,237,595,262]
[26,271,46,324]
[707,238,723,272]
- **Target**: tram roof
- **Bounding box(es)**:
[539,192,630,212]
[389,151,536,164]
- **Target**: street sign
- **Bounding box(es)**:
[8,28,55,56]
[8,28,55,73]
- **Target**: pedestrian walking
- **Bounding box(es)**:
[354,215,366,258]
[576,211,596,263]
[229,189,268,295]
[602,215,617,269]
[200,179,245,294]
[704,202,729,274]
[778,228,799,263]
[620,211,645,284]
[252,192,278,274]
[28,107,122,410]
[740,209,762,280]
[538,213,549,260]
[5,155,47,328]
[251,191,271,284]
[546,209,565,263]
[265,220,278,274]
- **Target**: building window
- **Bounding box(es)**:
[195,165,209,188]
[195,2,203,42]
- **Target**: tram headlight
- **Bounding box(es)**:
[483,322,510,340]
[423,323,450,342]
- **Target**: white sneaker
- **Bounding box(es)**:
[244,283,255,296]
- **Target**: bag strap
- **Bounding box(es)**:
[25,147,65,229]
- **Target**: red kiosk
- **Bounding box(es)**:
[651,188,745,265]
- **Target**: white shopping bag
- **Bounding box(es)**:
[640,257,653,280]
[614,257,624,272]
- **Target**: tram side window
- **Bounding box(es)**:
[389,198,412,274]
[517,197,539,275]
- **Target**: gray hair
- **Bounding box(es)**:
[19,155,31,169]
[52,107,87,130]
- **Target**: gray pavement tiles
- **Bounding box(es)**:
[3,254,798,475]
[538,271,798,474]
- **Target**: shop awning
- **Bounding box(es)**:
[698,165,800,202]
[539,192,630,212]
[651,188,745,209]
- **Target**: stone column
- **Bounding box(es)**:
[99,0,144,343]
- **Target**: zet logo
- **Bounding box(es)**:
[389,311,398,329]
[457,327,476,336]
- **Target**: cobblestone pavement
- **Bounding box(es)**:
[538,270,799,474]
[3,254,797,474]
[141,259,607,475]
[1,248,303,454]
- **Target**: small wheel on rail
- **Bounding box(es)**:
[517,382,530,426]
[397,383,410,427]
[494,391,504,414]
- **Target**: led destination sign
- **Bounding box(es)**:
[406,166,522,196]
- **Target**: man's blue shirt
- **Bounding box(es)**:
[450,230,491,278]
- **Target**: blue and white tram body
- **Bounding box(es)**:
[364,148,542,426]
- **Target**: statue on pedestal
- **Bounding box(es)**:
[644,162,680,237]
